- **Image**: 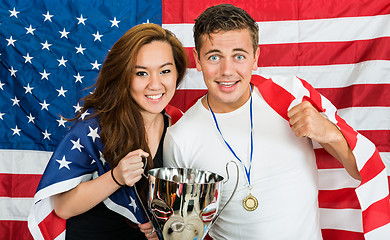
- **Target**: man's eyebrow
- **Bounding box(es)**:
[233,48,249,54]
[135,62,174,69]
[204,48,250,56]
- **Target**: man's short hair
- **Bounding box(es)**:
[193,4,259,56]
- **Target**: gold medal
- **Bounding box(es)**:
[243,193,258,211]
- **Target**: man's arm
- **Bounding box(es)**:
[287,101,361,180]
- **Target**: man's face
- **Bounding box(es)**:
[193,29,259,113]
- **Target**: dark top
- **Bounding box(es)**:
[66,114,169,240]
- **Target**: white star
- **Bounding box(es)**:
[41,40,52,51]
[0,112,4,120]
[11,96,20,106]
[129,196,138,212]
[57,117,66,127]
[27,113,35,124]
[9,7,20,18]
[73,72,84,83]
[9,66,18,77]
[91,60,101,70]
[40,69,51,80]
[59,28,69,39]
[24,83,34,94]
[110,17,120,28]
[75,44,86,54]
[25,25,36,35]
[43,11,53,22]
[81,110,90,120]
[57,56,68,67]
[92,31,103,42]
[73,102,82,112]
[40,100,50,111]
[56,156,71,170]
[57,86,67,97]
[71,138,84,152]
[88,126,100,143]
[11,125,21,136]
[42,130,51,140]
[77,14,87,25]
[99,151,106,165]
[6,36,16,47]
[23,53,33,64]
[0,81,5,90]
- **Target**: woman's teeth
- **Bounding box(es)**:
[146,93,163,100]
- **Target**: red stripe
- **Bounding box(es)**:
[315,148,344,169]
[0,173,41,198]
[38,210,66,240]
[184,37,390,67]
[362,196,390,233]
[321,229,364,240]
[171,89,207,112]
[251,75,295,120]
[359,149,385,186]
[358,130,390,153]
[317,84,390,109]
[0,220,33,240]
[163,0,390,23]
[336,115,358,150]
[319,188,360,209]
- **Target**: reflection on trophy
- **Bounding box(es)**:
[146,163,238,240]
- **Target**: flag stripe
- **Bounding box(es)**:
[183,37,390,68]
[362,196,390,233]
[319,208,363,232]
[0,174,41,197]
[319,188,360,209]
[0,220,32,240]
[163,0,390,23]
[321,229,364,240]
[38,211,65,240]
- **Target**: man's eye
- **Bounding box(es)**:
[136,71,148,76]
[209,55,220,61]
[235,55,245,60]
[161,69,171,74]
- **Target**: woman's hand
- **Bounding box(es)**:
[112,149,149,187]
[139,222,159,240]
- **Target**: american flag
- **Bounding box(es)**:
[0,0,389,239]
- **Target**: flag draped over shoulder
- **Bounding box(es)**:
[1,0,390,240]
[0,0,161,239]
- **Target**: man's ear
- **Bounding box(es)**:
[252,47,260,71]
[193,48,202,72]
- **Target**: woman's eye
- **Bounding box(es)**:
[161,69,171,74]
[136,71,148,77]
[209,55,220,61]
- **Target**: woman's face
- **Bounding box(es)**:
[130,41,178,115]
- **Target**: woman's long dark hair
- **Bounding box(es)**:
[74,23,187,211]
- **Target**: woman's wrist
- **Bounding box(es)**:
[111,167,126,187]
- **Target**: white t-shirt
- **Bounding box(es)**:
[163,87,322,240]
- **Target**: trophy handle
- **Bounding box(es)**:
[211,160,239,224]
[140,155,148,178]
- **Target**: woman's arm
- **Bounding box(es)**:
[54,149,148,219]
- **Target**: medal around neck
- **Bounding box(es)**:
[243,193,258,211]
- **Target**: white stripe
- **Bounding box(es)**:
[319,208,363,232]
[355,169,389,211]
[380,152,390,176]
[365,222,390,240]
[182,60,390,89]
[353,134,376,170]
[0,149,52,174]
[318,168,360,190]
[163,14,390,47]
[337,107,390,131]
[0,197,33,220]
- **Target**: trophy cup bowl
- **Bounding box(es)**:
[147,167,235,240]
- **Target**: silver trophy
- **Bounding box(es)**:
[146,162,238,240]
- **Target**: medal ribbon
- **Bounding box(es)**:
[207,86,253,186]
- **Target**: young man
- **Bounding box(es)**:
[163,4,390,240]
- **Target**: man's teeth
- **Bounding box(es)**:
[146,93,163,100]
[218,82,236,87]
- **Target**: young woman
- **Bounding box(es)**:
[28,23,188,240]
